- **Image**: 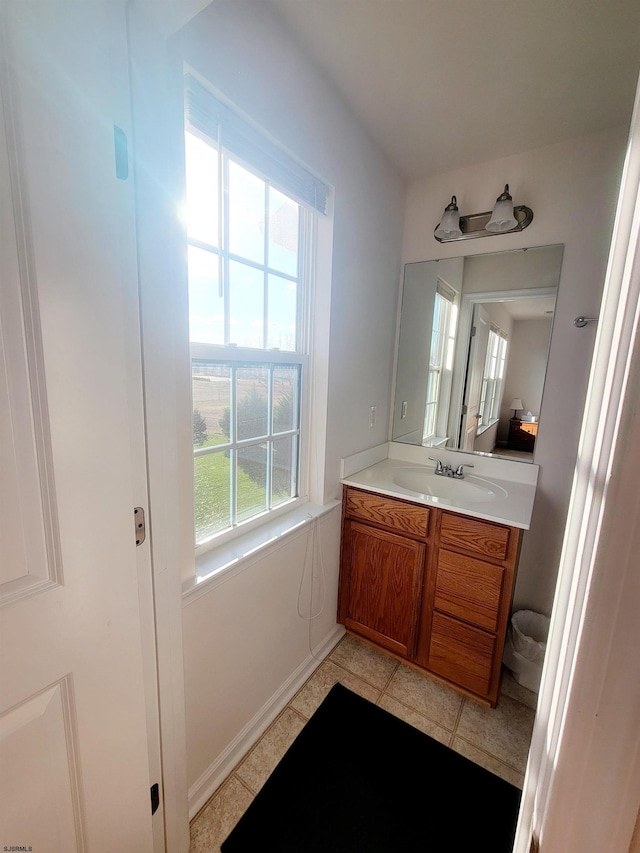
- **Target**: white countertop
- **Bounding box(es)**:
[340,447,539,530]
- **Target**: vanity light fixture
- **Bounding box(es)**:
[486,185,518,232]
[434,184,533,242]
[433,196,462,240]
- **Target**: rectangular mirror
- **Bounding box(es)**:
[392,244,564,462]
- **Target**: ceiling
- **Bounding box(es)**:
[267,0,640,181]
[493,296,556,322]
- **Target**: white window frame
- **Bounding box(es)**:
[478,326,507,430]
[191,348,311,555]
[185,124,318,555]
[424,281,457,444]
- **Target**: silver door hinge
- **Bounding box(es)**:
[134,507,146,546]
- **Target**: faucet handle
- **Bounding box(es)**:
[429,456,444,474]
[454,463,474,478]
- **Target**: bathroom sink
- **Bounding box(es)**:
[391,468,508,503]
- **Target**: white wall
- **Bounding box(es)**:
[182,509,341,803]
[170,0,405,803]
[402,127,627,614]
[393,260,438,440]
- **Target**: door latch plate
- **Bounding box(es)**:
[134,507,146,546]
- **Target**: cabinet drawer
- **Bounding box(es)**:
[345,488,429,539]
[428,611,495,697]
[434,549,504,632]
[440,512,510,561]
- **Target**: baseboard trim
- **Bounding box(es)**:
[187,624,345,819]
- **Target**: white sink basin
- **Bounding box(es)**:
[392,468,508,503]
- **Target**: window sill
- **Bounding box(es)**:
[424,435,449,448]
[476,418,499,436]
[182,499,341,605]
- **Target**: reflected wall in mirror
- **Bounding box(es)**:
[392,245,564,462]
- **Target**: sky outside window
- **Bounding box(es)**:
[185,131,300,351]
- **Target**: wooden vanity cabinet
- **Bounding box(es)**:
[338,485,522,707]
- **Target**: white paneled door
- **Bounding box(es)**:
[0,3,160,851]
[460,304,490,450]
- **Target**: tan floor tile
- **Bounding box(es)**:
[290,659,381,718]
[235,707,307,794]
[378,694,452,746]
[452,736,525,789]
[500,668,539,710]
[456,693,535,773]
[386,663,463,730]
[191,651,536,848]
[189,775,253,852]
[328,633,398,688]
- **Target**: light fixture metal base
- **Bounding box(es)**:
[573,316,599,328]
[434,204,533,242]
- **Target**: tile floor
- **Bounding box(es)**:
[491,447,535,461]
[189,632,537,852]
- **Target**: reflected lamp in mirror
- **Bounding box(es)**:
[433,184,533,242]
[434,196,461,240]
[509,397,524,419]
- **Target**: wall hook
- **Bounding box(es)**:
[573,316,599,328]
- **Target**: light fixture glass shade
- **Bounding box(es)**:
[486,184,518,233]
[434,196,462,239]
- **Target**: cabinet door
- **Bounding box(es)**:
[341,521,425,658]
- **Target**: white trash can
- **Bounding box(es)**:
[503,610,550,693]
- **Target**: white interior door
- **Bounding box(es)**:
[0,3,159,850]
[459,304,490,450]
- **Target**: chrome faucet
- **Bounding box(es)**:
[428,457,446,475]
[453,463,474,479]
[429,458,475,479]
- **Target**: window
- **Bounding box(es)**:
[478,327,508,429]
[184,74,328,548]
[424,281,458,443]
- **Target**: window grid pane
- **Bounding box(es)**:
[228,159,266,265]
[236,443,268,523]
[194,450,231,543]
[272,434,298,507]
[236,365,269,440]
[268,186,299,277]
[187,245,224,345]
[479,331,508,426]
[192,359,301,545]
[192,361,232,449]
[185,132,219,247]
